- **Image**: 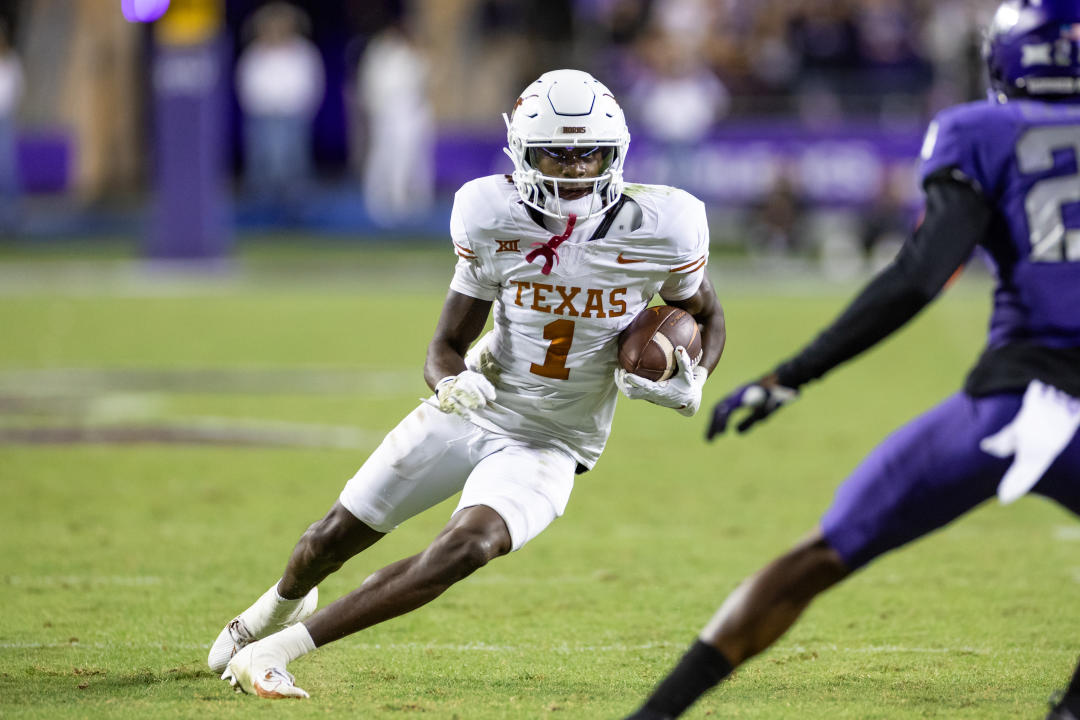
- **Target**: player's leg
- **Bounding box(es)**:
[206,504,380,675]
[225,441,575,698]
[303,503,512,644]
[207,499,389,672]
[278,503,385,599]
[223,504,512,698]
[624,529,849,720]
[209,403,476,675]
[626,392,1019,719]
[277,440,574,644]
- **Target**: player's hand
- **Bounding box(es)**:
[435,370,496,417]
[614,346,708,417]
[706,374,798,439]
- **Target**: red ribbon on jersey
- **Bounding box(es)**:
[525,213,577,275]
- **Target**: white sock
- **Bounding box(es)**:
[261,622,317,663]
[239,582,305,633]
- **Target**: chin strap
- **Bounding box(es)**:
[525,213,577,275]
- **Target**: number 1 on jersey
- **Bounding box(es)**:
[531,319,575,380]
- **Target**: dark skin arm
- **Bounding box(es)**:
[665,273,726,375]
[423,289,493,391]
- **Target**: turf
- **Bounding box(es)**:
[1,247,1076,719]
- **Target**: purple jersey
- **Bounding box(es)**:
[920,100,1080,349]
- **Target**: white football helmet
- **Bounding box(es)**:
[503,69,631,221]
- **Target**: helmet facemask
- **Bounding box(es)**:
[521,143,621,220]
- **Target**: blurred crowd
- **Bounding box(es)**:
[0,0,1000,262]
[355,0,992,266]
[465,0,991,126]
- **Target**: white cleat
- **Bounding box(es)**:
[221,642,309,699]
[207,616,256,675]
[207,586,318,674]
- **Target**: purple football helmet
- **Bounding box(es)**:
[985,0,1080,102]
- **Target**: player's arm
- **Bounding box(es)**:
[424,289,495,415]
[709,170,992,437]
[665,274,725,376]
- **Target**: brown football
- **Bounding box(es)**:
[617,305,702,382]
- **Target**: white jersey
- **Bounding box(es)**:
[448,175,709,468]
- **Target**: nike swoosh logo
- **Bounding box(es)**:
[616,253,646,264]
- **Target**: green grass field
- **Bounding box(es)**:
[1,245,1077,719]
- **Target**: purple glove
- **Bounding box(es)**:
[706,380,797,439]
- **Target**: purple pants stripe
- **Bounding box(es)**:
[822,392,1080,570]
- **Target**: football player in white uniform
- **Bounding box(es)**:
[208,69,726,700]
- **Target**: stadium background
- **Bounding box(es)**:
[3,2,1079,719]
[0,0,990,252]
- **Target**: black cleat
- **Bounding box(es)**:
[1047,691,1080,720]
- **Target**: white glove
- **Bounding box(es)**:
[614,346,708,417]
[434,370,496,417]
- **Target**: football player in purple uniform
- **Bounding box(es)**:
[625,2,1080,718]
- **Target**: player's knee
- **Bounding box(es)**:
[786,536,850,597]
[299,510,363,565]
[297,522,340,565]
[423,526,502,585]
